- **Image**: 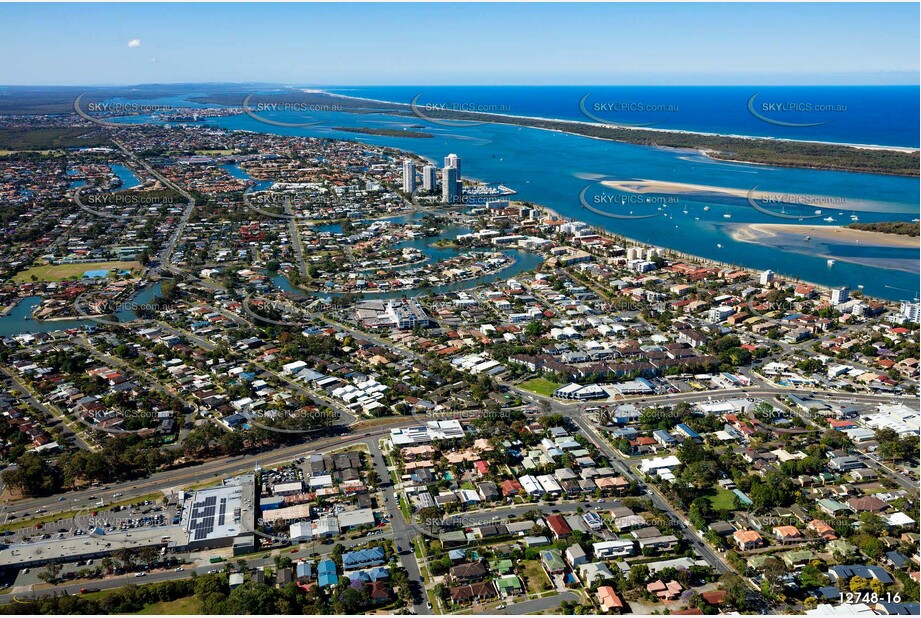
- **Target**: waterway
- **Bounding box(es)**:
[107,101,920,300]
[0,282,162,337]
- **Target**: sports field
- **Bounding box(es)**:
[13,261,141,282]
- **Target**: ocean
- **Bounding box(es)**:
[324,85,920,148]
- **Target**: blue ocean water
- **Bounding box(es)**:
[104,91,920,302]
[325,85,920,148]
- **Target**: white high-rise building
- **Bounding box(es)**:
[830,287,849,306]
[444,153,461,179]
[900,301,920,323]
[760,270,775,285]
[442,166,459,204]
[422,165,437,193]
[402,159,416,193]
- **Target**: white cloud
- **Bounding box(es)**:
[127,39,141,48]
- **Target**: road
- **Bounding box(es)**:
[0,368,94,452]
[494,591,580,614]
[566,413,732,575]
[0,419,413,519]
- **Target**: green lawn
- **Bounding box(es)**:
[136,596,202,614]
[707,488,739,512]
[517,377,563,397]
[13,261,141,283]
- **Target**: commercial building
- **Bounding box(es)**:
[183,475,257,555]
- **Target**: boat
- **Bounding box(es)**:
[716,243,723,249]
[814,210,822,215]
[703,206,711,211]
[850,214,859,221]
[723,213,732,219]
[823,216,835,222]
[827,259,836,266]
[804,235,811,241]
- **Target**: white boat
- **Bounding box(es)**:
[850,214,859,221]
[717,243,723,248]
[823,216,835,222]
[814,210,822,215]
[703,206,711,211]
[827,259,836,266]
[804,235,811,241]
[723,213,732,219]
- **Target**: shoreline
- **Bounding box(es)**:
[734,222,920,249]
[536,205,909,300]
[317,89,920,154]
[728,223,919,275]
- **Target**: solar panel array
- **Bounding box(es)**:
[189,495,217,541]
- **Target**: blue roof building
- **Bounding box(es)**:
[318,559,338,588]
[348,567,391,583]
[675,423,701,441]
[296,561,313,579]
[342,547,386,570]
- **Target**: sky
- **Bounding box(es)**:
[0,2,918,85]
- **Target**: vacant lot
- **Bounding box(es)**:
[137,596,202,614]
[518,377,562,397]
[707,488,739,512]
[13,261,141,282]
[520,559,552,595]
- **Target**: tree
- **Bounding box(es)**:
[849,576,869,593]
[628,564,649,588]
[762,557,787,596]
[1,452,61,497]
[39,563,63,583]
[720,573,751,610]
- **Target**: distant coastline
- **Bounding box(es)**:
[316,89,920,177]
[320,89,919,154]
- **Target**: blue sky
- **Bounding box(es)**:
[1,2,918,85]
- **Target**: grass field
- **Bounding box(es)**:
[137,596,202,614]
[13,261,141,282]
[520,559,552,595]
[707,488,739,512]
[195,149,234,155]
[517,377,563,397]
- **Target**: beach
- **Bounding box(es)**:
[729,223,920,274]
[733,223,919,249]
